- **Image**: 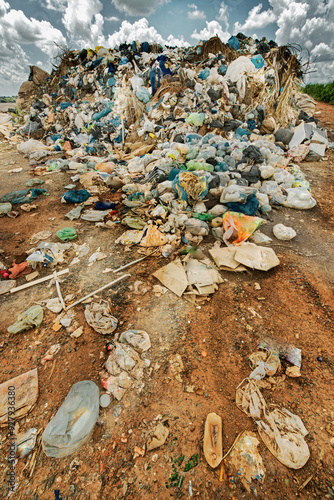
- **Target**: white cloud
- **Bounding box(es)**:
[0,0,9,17]
[0,2,66,94]
[187,3,206,20]
[62,0,105,46]
[166,34,190,48]
[42,0,67,12]
[233,3,276,33]
[217,2,229,30]
[311,43,333,61]
[268,0,334,81]
[191,20,230,43]
[0,8,66,57]
[106,17,189,48]
[105,16,120,22]
[111,0,170,16]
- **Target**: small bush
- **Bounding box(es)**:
[301,81,334,105]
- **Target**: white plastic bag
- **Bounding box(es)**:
[283,188,316,210]
[42,381,99,458]
[273,224,297,241]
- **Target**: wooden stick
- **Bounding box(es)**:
[66,274,130,310]
[10,268,69,293]
[49,359,56,380]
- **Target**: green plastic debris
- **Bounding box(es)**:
[186,160,214,172]
[26,178,44,187]
[56,227,77,242]
[7,305,44,334]
[193,212,215,221]
[0,202,12,216]
[185,147,199,160]
[186,112,205,127]
[121,215,146,230]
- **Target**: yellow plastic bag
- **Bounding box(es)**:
[222,211,262,246]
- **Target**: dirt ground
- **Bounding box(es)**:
[0,102,333,500]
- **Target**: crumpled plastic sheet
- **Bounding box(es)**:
[1,188,48,205]
[236,378,310,469]
[7,305,44,334]
[42,381,99,457]
[84,300,118,334]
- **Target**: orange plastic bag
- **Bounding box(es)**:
[222,211,262,246]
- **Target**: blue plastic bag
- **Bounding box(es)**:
[251,54,265,69]
[219,64,227,75]
[228,36,240,50]
[198,68,210,80]
[61,190,91,204]
[226,193,259,216]
[136,86,151,104]
[93,107,112,121]
[1,188,48,205]
[141,41,150,53]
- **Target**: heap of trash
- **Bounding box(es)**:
[1,34,329,272]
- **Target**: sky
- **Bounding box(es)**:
[0,0,333,95]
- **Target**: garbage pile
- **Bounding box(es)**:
[0,35,329,290]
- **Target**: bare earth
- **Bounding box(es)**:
[0,102,333,499]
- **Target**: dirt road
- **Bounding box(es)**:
[0,102,333,499]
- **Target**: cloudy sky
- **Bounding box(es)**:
[0,0,333,95]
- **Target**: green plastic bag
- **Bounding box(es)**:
[186,160,214,172]
[193,212,215,221]
[7,305,44,334]
[56,227,77,242]
[186,113,205,127]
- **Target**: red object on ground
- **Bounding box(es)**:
[8,261,32,279]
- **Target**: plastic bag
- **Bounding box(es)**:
[251,54,265,69]
[225,56,255,99]
[61,190,91,204]
[236,378,310,469]
[228,36,240,50]
[225,193,259,216]
[186,113,205,127]
[135,86,151,104]
[172,171,208,205]
[140,225,168,247]
[186,160,213,172]
[222,211,262,246]
[283,187,316,210]
[0,202,12,216]
[42,381,99,458]
[130,75,144,91]
[1,189,48,205]
[56,227,77,242]
[185,218,209,236]
[85,300,118,335]
[17,139,49,155]
[273,224,296,241]
[119,330,151,352]
[198,68,210,80]
[7,305,44,334]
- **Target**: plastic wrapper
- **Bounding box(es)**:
[42,381,99,458]
[222,211,262,246]
[7,305,44,334]
[85,300,118,335]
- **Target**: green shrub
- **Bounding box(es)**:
[301,81,334,105]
